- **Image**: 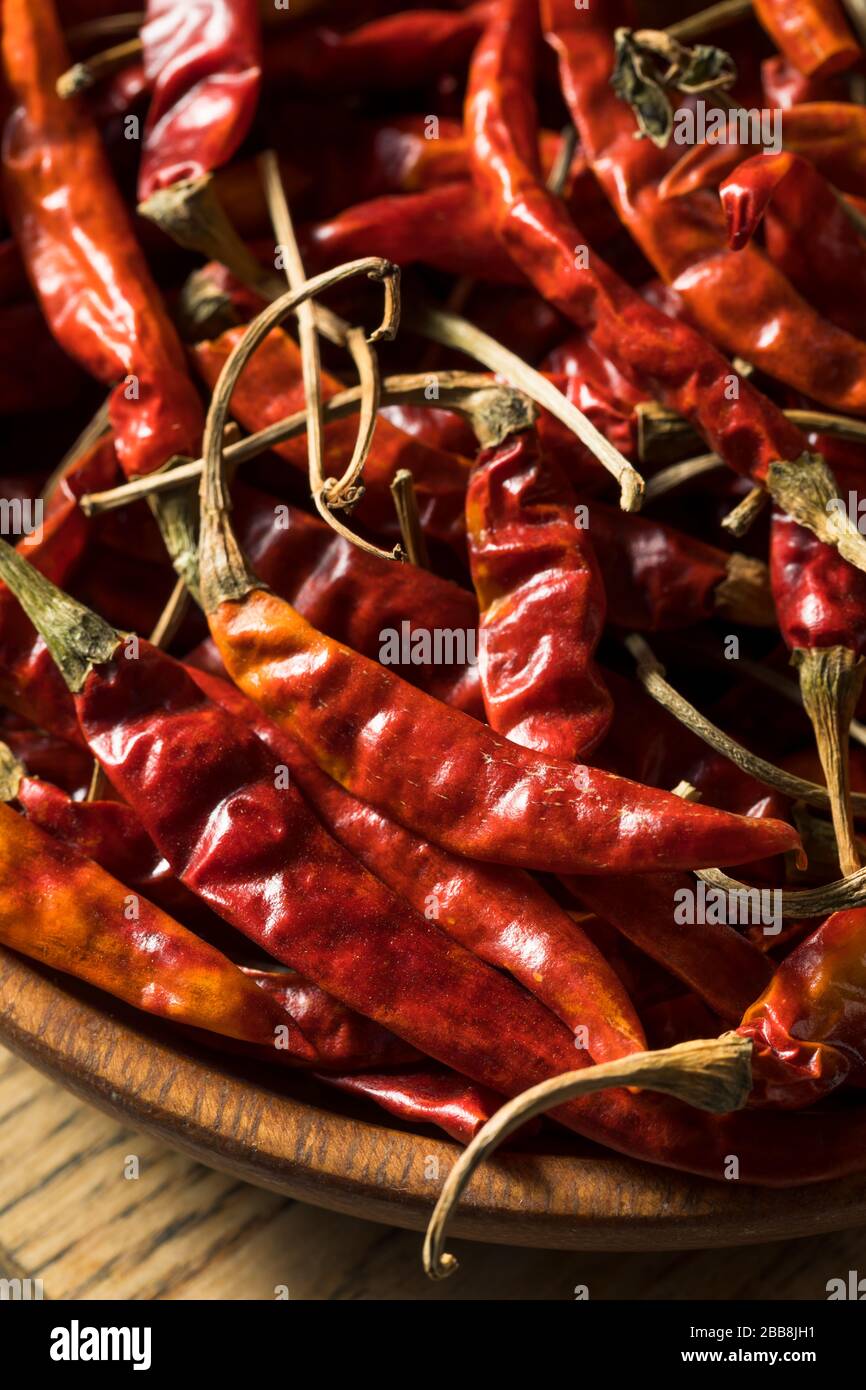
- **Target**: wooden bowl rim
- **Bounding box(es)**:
[4,944,866,1252]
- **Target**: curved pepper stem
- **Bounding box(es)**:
[423,1032,753,1280]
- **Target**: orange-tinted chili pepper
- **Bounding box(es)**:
[542,1,866,418]
[191,323,471,550]
[760,53,844,106]
[0,797,315,1058]
[187,662,646,1062]
[137,0,262,200]
[1,0,203,478]
[752,0,860,77]
[466,429,612,759]
[721,150,866,338]
[196,551,798,874]
[740,908,866,1106]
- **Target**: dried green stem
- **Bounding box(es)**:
[697,864,866,915]
[408,302,644,511]
[423,1032,753,1281]
[794,646,866,878]
[81,373,533,515]
[625,633,866,815]
[57,36,143,98]
[390,471,430,569]
[0,539,119,693]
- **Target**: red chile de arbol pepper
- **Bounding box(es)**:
[739,908,866,1106]
[1,0,203,479]
[465,429,612,760]
[770,509,866,877]
[322,1067,504,1145]
[137,1,262,201]
[0,786,315,1061]
[752,0,861,78]
[187,661,645,1061]
[720,150,866,340]
[540,1,866,420]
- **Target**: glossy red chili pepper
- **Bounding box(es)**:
[466,429,612,759]
[540,334,645,471]
[1,0,204,478]
[721,150,866,339]
[740,908,866,1106]
[197,559,799,875]
[541,1,866,418]
[466,0,807,491]
[188,662,646,1062]
[660,103,866,203]
[760,53,844,106]
[321,1067,503,1144]
[752,0,860,77]
[298,183,525,284]
[0,796,315,1058]
[227,484,483,716]
[191,323,471,550]
[137,0,262,200]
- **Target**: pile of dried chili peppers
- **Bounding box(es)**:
[5,0,866,1279]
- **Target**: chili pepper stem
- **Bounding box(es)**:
[390,470,430,569]
[0,538,119,693]
[138,175,283,303]
[794,647,866,878]
[638,404,866,467]
[0,743,24,803]
[407,302,645,511]
[771,454,866,573]
[79,373,535,516]
[698,864,866,915]
[714,551,775,625]
[56,36,143,99]
[423,1032,753,1280]
[643,453,723,502]
[624,632,866,817]
[721,486,768,538]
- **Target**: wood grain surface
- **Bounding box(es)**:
[2,1045,866,1301]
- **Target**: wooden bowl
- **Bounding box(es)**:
[4,943,866,1251]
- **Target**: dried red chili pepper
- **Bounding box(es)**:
[1,0,203,478]
[466,429,612,759]
[298,182,525,284]
[227,483,483,717]
[187,662,646,1062]
[191,322,471,550]
[752,0,860,77]
[321,1067,503,1144]
[137,0,262,201]
[540,333,645,472]
[760,53,843,106]
[739,908,866,1105]
[564,872,774,1024]
[589,500,775,631]
[770,508,866,876]
[721,150,866,339]
[262,3,492,92]
[541,1,866,420]
[0,788,315,1059]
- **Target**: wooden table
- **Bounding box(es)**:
[1,1045,864,1301]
